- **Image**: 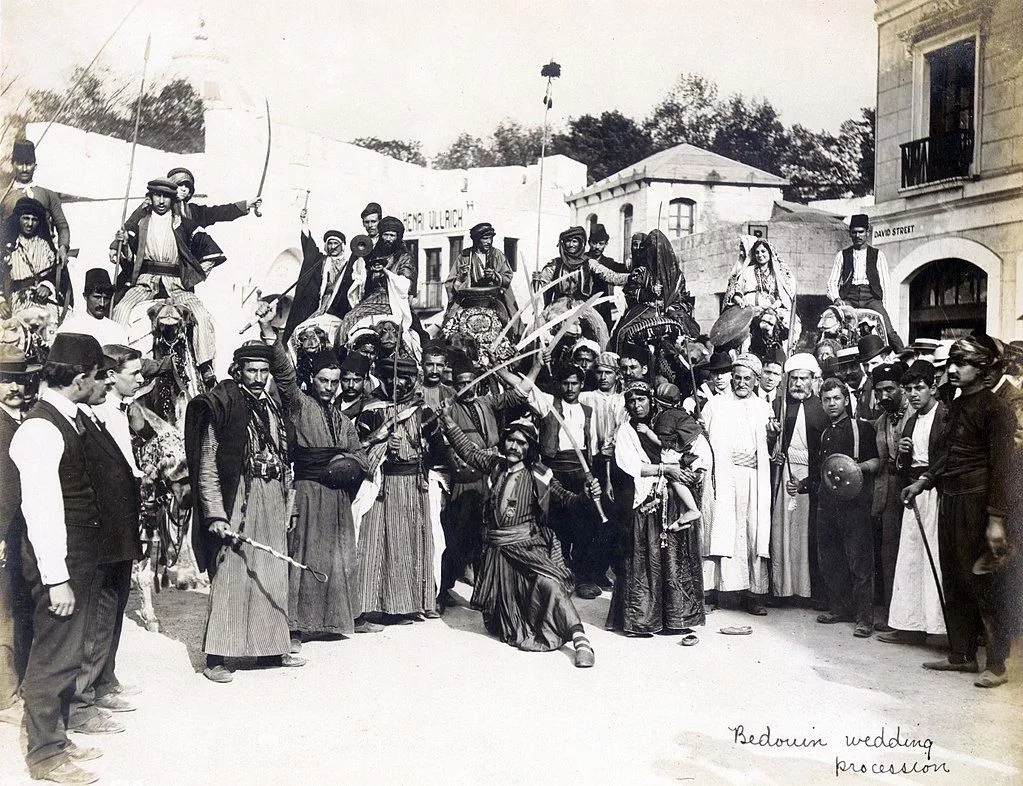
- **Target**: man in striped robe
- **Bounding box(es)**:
[185,330,305,683]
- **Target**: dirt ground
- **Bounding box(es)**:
[1,583,1021,785]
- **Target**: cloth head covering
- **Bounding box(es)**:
[622,380,651,398]
[448,350,476,378]
[348,328,380,350]
[559,226,586,246]
[653,382,681,406]
[361,202,382,219]
[870,362,905,386]
[166,167,195,187]
[375,355,419,378]
[557,226,588,267]
[849,214,870,230]
[340,350,370,376]
[469,222,496,242]
[589,223,609,243]
[553,362,586,382]
[595,351,620,371]
[501,417,539,453]
[232,342,274,365]
[377,216,405,241]
[83,267,115,295]
[11,197,47,225]
[733,353,763,378]
[146,178,177,197]
[308,349,341,375]
[949,334,999,370]
[784,352,821,376]
[738,234,758,264]
[48,333,104,369]
[12,139,35,165]
[323,230,346,244]
[901,359,936,387]
[857,334,888,363]
[572,337,600,358]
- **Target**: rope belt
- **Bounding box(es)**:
[788,448,810,466]
[732,450,758,469]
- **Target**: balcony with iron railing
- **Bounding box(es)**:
[411,281,445,314]
[900,129,975,189]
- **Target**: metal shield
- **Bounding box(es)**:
[821,453,863,500]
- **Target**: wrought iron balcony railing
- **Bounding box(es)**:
[411,281,444,313]
[900,129,974,189]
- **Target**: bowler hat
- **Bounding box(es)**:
[705,351,733,373]
[83,268,115,295]
[48,333,104,370]
[857,334,888,363]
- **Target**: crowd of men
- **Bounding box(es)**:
[1,135,1022,785]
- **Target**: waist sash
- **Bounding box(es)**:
[485,523,534,547]
[293,446,345,482]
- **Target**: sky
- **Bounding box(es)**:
[2,0,879,156]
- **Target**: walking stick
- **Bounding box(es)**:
[222,527,328,583]
[114,34,151,283]
[909,498,950,631]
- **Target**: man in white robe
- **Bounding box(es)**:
[702,353,778,614]
[880,360,947,644]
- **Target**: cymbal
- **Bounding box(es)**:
[350,235,373,258]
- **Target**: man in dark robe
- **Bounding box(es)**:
[903,336,1015,686]
[439,408,599,667]
[585,223,628,327]
[184,328,305,683]
[284,207,354,340]
[444,221,517,334]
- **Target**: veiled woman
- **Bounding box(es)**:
[606,380,708,637]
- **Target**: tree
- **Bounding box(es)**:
[711,95,788,177]
[551,111,653,183]
[781,124,856,201]
[838,107,875,196]
[22,66,205,154]
[432,133,495,169]
[350,136,427,166]
[644,74,721,150]
[490,119,544,167]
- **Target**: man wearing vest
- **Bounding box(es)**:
[826,214,904,352]
[518,363,602,599]
[10,333,113,784]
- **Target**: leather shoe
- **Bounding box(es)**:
[922,657,979,673]
[280,654,306,668]
[877,630,927,645]
[873,621,894,633]
[93,693,135,712]
[574,644,595,668]
[816,612,854,624]
[354,620,384,634]
[289,637,302,654]
[575,582,602,600]
[68,713,125,735]
[33,760,99,784]
[65,742,103,762]
[853,624,872,638]
[422,609,441,619]
[108,683,142,697]
[203,664,234,683]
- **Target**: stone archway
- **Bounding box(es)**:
[891,237,1002,339]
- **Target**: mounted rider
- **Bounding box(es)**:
[109,178,223,389]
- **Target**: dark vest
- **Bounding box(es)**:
[839,246,882,300]
[539,398,593,460]
[25,401,99,528]
[80,414,143,564]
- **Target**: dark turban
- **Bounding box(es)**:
[340,351,371,376]
[375,355,419,378]
[378,216,405,240]
[233,342,274,365]
[469,222,496,242]
[870,362,905,386]
[309,349,340,375]
[949,334,1000,370]
[558,226,587,246]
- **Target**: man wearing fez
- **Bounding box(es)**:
[10,333,110,783]
[903,336,1015,686]
[827,214,903,351]
[771,353,828,607]
[870,361,911,632]
[111,178,222,389]
[445,222,517,332]
[184,327,305,684]
[586,223,628,327]
[810,378,880,638]
[356,354,437,623]
[0,345,38,728]
[337,349,372,420]
[880,360,947,645]
[55,268,128,347]
[284,207,352,341]
[703,354,776,616]
[1,140,71,267]
[251,312,375,647]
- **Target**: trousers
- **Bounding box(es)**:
[817,492,875,625]
[72,560,132,718]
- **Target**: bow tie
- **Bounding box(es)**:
[119,400,132,412]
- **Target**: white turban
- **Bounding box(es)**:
[785,352,822,376]
[572,337,601,357]
[732,352,763,378]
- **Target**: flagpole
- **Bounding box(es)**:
[532,61,561,326]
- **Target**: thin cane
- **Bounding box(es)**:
[909,498,949,631]
[224,528,328,583]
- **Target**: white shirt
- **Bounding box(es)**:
[91,392,143,477]
[827,246,891,313]
[56,310,130,346]
[10,387,79,585]
[910,404,938,468]
[522,386,598,457]
[143,210,177,264]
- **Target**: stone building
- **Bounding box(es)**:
[871,0,1022,341]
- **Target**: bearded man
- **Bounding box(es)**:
[702,354,777,615]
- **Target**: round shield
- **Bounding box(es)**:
[709,306,754,348]
[821,453,863,500]
[321,456,365,491]
[349,235,373,258]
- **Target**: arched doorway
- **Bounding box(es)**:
[908,257,986,340]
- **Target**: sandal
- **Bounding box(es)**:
[719,625,753,636]
[679,633,700,646]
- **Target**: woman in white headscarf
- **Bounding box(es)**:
[723,237,797,337]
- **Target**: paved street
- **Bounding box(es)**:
[1,584,1020,785]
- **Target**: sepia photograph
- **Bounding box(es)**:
[0,0,1021,783]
